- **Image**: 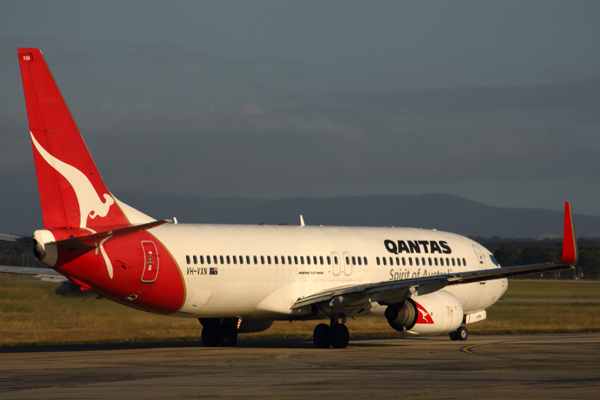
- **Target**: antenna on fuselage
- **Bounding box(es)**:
[300,215,305,227]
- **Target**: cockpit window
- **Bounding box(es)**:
[490,254,500,267]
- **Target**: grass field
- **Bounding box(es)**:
[1,275,599,346]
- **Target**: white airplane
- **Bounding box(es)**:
[0,48,577,348]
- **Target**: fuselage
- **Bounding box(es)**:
[44,223,507,321]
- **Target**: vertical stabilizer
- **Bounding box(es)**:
[18,48,130,231]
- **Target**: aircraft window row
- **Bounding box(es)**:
[185,254,368,266]
[376,256,467,267]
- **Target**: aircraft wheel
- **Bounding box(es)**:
[330,324,349,349]
[449,330,459,341]
[218,322,238,347]
[313,323,331,348]
[457,326,468,341]
[201,324,219,347]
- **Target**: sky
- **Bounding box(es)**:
[1,0,599,217]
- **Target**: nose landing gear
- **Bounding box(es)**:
[449,326,468,341]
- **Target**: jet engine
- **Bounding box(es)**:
[385,290,463,335]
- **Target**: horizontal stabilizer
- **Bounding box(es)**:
[0,234,33,245]
[55,219,170,250]
[0,265,67,282]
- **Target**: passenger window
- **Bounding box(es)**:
[357,257,361,266]
[314,256,318,265]
[345,256,350,265]
[301,256,304,265]
[463,258,467,266]
[428,257,432,266]
[452,258,455,266]
[376,257,380,265]
[219,256,224,264]
[389,257,393,265]
[402,257,406,266]
[327,256,331,265]
[382,257,386,266]
[274,256,278,265]
[246,256,250,264]
[267,256,271,264]
[207,256,211,264]
[226,256,230,264]
[281,256,285,265]
[192,255,197,264]
[409,257,412,266]
[364,257,368,266]
[200,256,204,264]
[457,258,461,266]
[261,256,265,264]
[320,256,324,265]
[395,257,399,266]
[233,256,237,264]
[351,256,355,265]
[334,256,338,265]
[213,256,218,264]
[186,255,190,264]
[294,256,298,264]
[435,258,439,266]
[415,258,419,266]
[254,256,258,264]
[422,257,425,266]
[306,256,311,265]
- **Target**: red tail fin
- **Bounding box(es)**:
[18,48,129,230]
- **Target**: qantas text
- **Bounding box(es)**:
[384,240,452,254]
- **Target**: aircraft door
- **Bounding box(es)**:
[342,251,352,276]
[332,251,341,276]
[141,240,159,283]
[472,245,487,270]
[472,245,487,285]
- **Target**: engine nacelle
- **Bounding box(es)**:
[385,290,464,335]
[32,229,57,267]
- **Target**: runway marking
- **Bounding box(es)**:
[460,343,515,360]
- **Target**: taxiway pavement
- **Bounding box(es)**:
[0,333,599,399]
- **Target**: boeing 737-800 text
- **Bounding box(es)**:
[0,49,577,348]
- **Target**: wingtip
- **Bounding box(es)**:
[559,202,578,265]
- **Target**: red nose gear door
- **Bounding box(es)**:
[141,241,159,283]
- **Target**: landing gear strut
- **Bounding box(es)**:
[449,326,468,341]
[199,319,238,347]
[312,315,350,349]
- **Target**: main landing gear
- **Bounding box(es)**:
[449,326,468,341]
[313,315,350,349]
[199,318,238,347]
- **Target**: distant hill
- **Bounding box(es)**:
[1,193,598,239]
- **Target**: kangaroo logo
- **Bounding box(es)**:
[414,301,435,324]
[30,132,114,229]
[31,132,115,278]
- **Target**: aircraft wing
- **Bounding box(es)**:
[0,265,68,282]
[292,202,577,310]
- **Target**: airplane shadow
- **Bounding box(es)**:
[0,336,419,353]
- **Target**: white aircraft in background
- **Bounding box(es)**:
[0,48,577,348]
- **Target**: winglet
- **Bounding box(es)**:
[558,202,578,265]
